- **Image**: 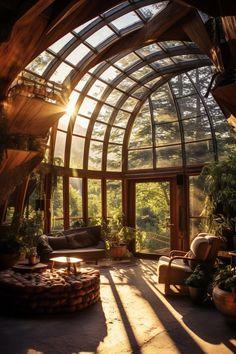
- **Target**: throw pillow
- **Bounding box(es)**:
[37,235,53,255]
[67,231,97,249]
[47,236,68,250]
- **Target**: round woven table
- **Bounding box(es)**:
[0,267,100,314]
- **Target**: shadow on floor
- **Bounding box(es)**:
[0,300,107,354]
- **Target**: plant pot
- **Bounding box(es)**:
[213,285,236,317]
[110,245,127,259]
[0,252,20,270]
[188,286,207,305]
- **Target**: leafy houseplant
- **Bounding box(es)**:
[185,264,210,304]
[19,214,43,264]
[200,155,236,249]
[101,215,143,259]
[212,265,236,318]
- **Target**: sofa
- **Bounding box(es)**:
[37,225,107,263]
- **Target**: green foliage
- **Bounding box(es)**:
[201,155,236,238]
[101,214,143,248]
[213,265,236,298]
[19,213,43,251]
[185,264,210,288]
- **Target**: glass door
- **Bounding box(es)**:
[135,181,172,255]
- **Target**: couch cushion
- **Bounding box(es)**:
[37,235,53,254]
[47,236,68,250]
[66,231,97,249]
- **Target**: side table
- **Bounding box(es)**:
[50,256,82,274]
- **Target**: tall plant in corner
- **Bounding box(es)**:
[201,155,236,249]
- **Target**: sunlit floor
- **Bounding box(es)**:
[0,259,235,354]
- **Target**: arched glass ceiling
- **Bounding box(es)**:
[22,0,235,173]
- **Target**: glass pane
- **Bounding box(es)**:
[79,97,97,116]
[57,113,70,131]
[130,66,154,80]
[117,77,136,91]
[151,58,173,69]
[129,103,152,148]
[113,110,130,128]
[136,43,162,58]
[51,176,64,231]
[69,177,83,227]
[105,89,123,105]
[92,122,107,141]
[111,12,142,31]
[99,104,114,123]
[170,73,196,97]
[189,175,205,217]
[156,145,182,168]
[145,77,162,88]
[66,44,91,65]
[183,116,212,142]
[121,96,139,112]
[155,122,181,145]
[49,63,73,84]
[151,84,178,122]
[53,131,66,165]
[99,66,121,83]
[185,141,214,165]
[26,51,55,75]
[88,179,101,218]
[136,181,170,254]
[49,33,74,53]
[107,144,122,171]
[132,86,148,99]
[109,127,125,144]
[86,26,115,47]
[178,95,206,119]
[75,73,91,91]
[73,115,89,136]
[70,136,85,169]
[88,140,103,170]
[115,52,140,70]
[107,180,122,217]
[189,218,204,242]
[128,149,153,170]
[87,80,108,99]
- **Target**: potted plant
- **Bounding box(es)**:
[200,155,236,250]
[185,264,210,305]
[101,215,142,259]
[212,265,236,318]
[19,213,43,265]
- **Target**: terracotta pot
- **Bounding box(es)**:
[213,285,236,317]
[110,245,127,259]
[188,286,207,305]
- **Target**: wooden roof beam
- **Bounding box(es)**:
[173,0,236,16]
